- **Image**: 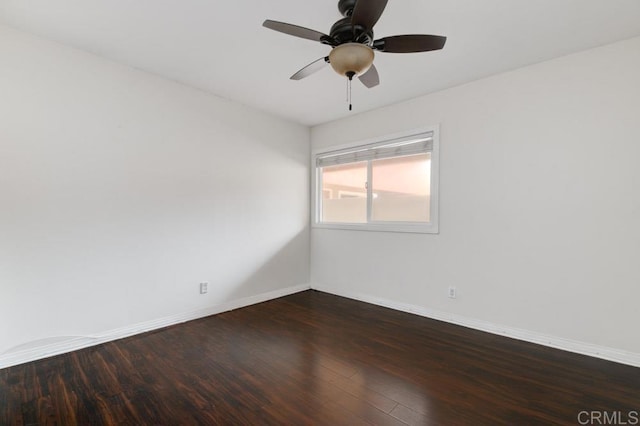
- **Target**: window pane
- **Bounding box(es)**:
[320,161,368,223]
[371,154,431,223]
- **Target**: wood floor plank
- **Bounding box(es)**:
[390,403,432,426]
[2,290,639,425]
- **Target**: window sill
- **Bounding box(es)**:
[312,222,439,234]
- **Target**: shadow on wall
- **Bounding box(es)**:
[0,227,310,360]
[220,227,310,303]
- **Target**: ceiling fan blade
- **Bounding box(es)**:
[374,35,447,53]
[263,20,328,43]
[351,0,388,29]
[290,57,330,80]
[358,64,379,88]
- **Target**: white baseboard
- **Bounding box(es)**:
[0,283,310,369]
[6,283,638,370]
[311,284,640,369]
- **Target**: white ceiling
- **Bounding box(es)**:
[1,1,640,126]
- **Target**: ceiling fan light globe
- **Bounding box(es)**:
[329,43,375,77]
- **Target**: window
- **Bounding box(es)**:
[313,127,439,233]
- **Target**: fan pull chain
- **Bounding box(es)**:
[346,71,355,111]
[346,78,349,102]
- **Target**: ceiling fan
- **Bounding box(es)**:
[263,0,446,109]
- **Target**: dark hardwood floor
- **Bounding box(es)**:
[1,290,639,425]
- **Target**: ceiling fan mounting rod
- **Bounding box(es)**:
[338,0,358,17]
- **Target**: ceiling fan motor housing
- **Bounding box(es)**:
[329,17,373,45]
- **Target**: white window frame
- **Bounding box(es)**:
[311,125,440,234]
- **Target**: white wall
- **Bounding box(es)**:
[311,37,640,361]
[0,25,310,361]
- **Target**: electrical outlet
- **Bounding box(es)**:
[448,286,457,299]
[200,282,208,294]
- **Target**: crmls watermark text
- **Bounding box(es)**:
[578,411,639,425]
